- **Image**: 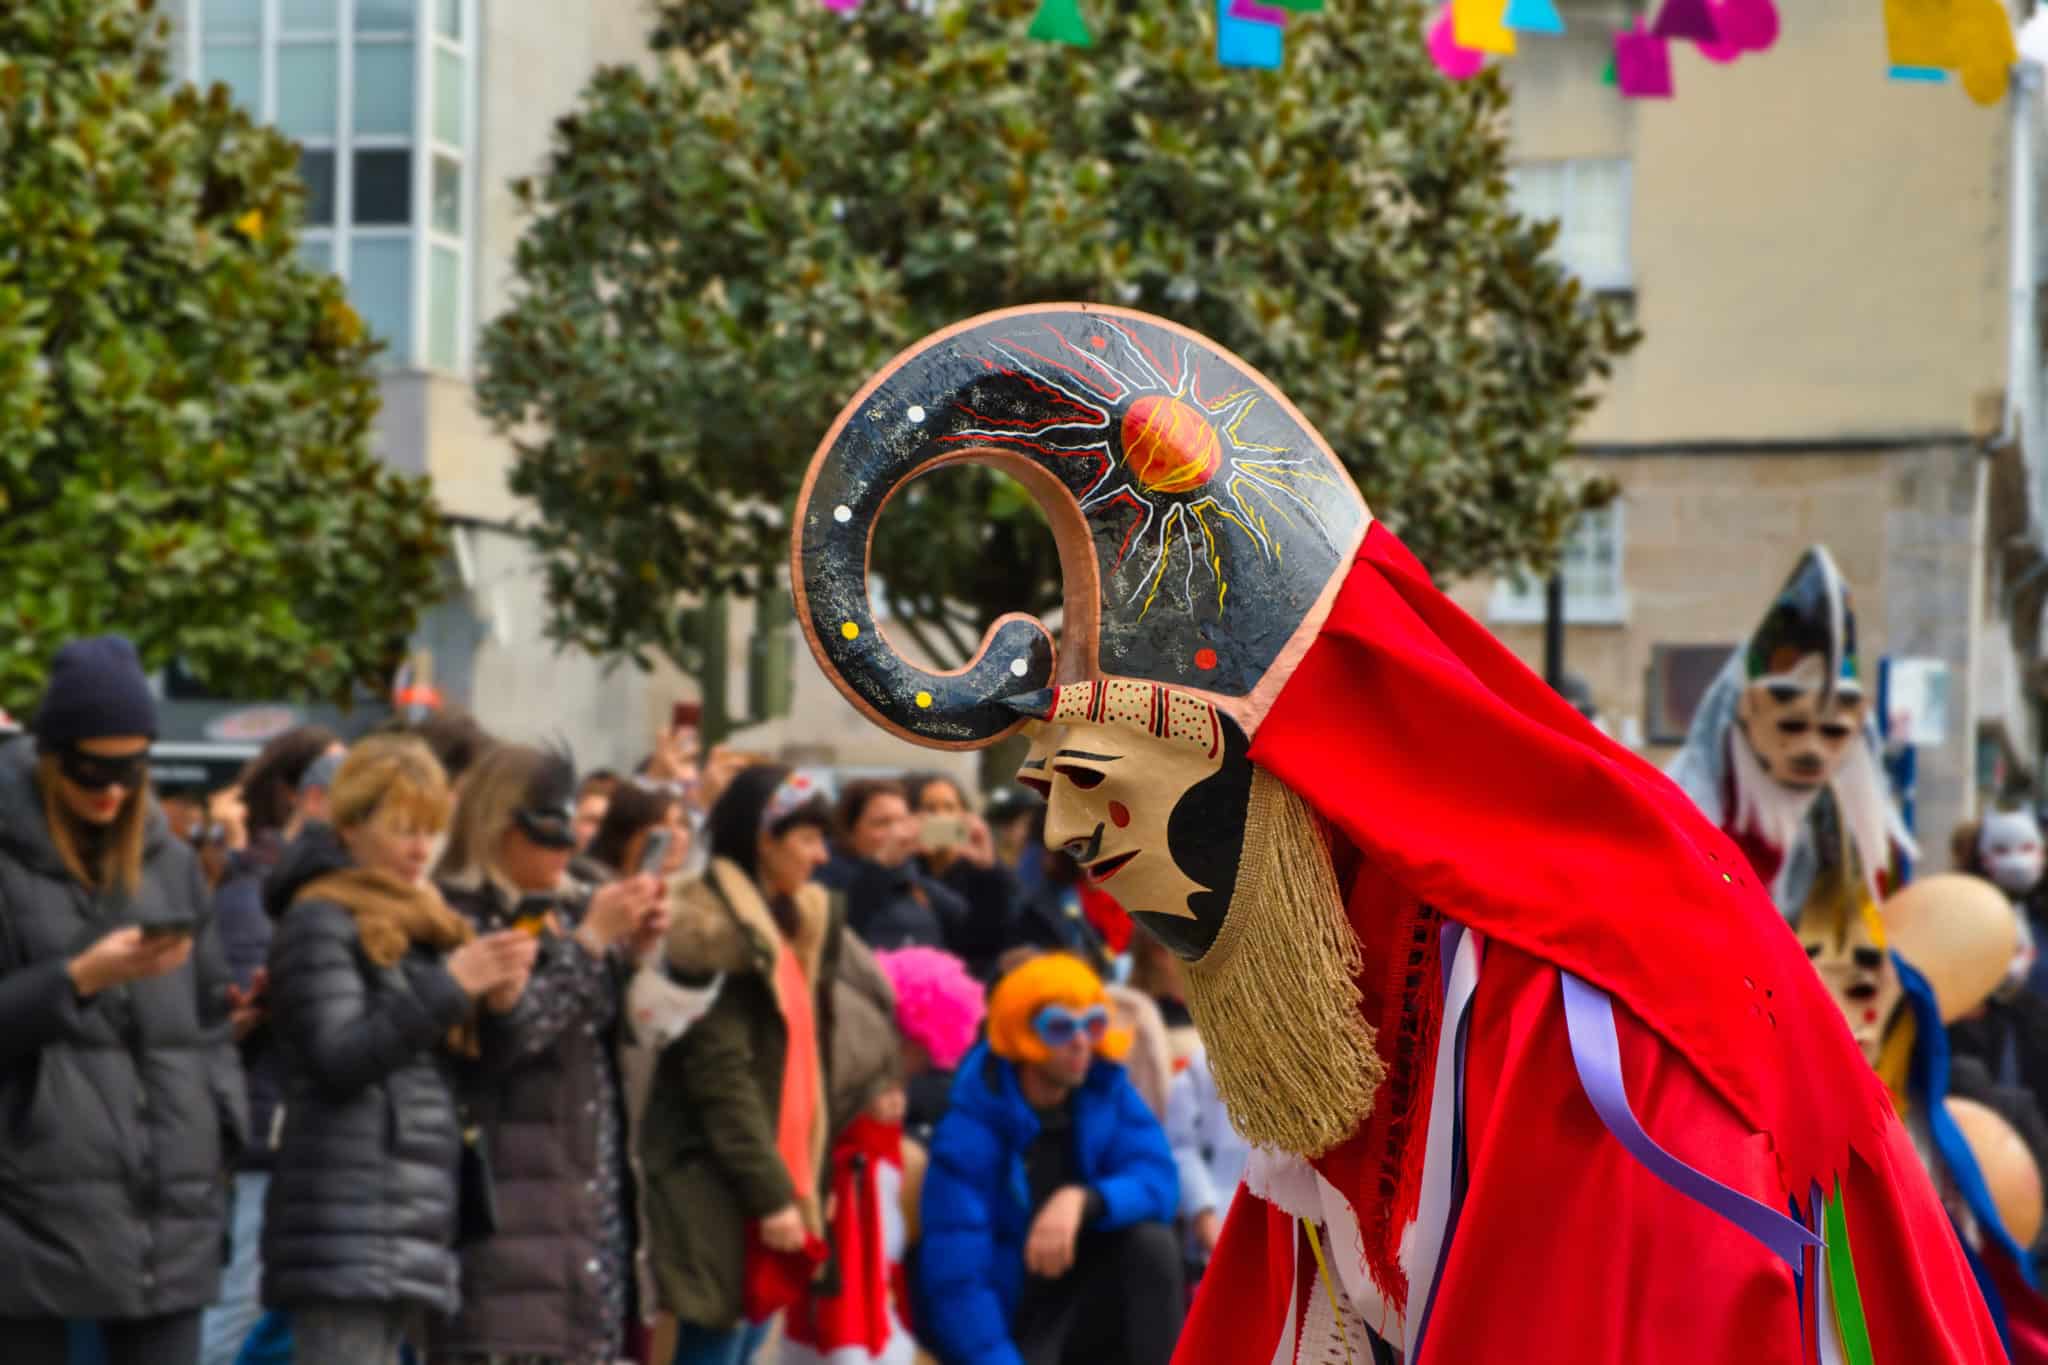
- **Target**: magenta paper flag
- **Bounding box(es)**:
[1697,0,1741,60]
[1615,23,1674,97]
[1228,0,1291,25]
[1428,4,1488,77]
[1650,0,1720,42]
[1717,0,1777,50]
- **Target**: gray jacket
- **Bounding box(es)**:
[0,736,248,1318]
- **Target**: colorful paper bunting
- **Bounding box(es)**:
[1260,0,1324,13]
[1428,4,1488,78]
[1888,64,1950,80]
[1028,0,1093,46]
[1452,0,1517,55]
[1218,0,1284,67]
[1227,0,1291,26]
[1503,0,1565,35]
[1614,22,1674,98]
[1601,53,1618,83]
[1650,0,1721,43]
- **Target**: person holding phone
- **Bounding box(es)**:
[584,779,693,884]
[0,635,248,1365]
[431,744,667,1365]
[261,736,538,1365]
[906,775,1018,979]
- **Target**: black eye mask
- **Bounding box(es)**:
[57,747,149,791]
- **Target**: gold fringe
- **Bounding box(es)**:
[1183,769,1383,1158]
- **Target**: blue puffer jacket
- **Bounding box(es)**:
[916,1041,1179,1365]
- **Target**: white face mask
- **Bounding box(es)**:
[1980,811,2045,896]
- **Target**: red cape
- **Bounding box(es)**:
[1176,526,2000,1362]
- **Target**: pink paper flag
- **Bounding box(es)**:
[1614,23,1674,97]
[1428,4,1488,78]
[1650,0,1719,43]
[1717,0,1777,51]
[1697,0,1742,61]
[1228,0,1290,25]
[821,0,861,10]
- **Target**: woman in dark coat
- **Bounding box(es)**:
[641,765,839,1365]
[0,636,248,1365]
[428,744,666,1365]
[262,735,538,1365]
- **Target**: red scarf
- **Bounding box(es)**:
[783,1116,907,1358]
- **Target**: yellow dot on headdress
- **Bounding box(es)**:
[914,691,933,709]
[840,621,859,640]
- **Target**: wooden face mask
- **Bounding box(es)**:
[1012,681,1254,961]
[1738,547,1866,791]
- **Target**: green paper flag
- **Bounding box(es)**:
[1028,0,1094,45]
[1601,54,1617,84]
[1264,0,1324,12]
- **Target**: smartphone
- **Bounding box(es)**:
[140,919,196,940]
[638,828,673,876]
[671,701,702,733]
[921,815,966,851]
[510,893,556,937]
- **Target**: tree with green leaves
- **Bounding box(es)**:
[479,0,1635,678]
[0,0,447,713]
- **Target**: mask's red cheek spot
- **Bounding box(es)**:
[1109,801,1131,829]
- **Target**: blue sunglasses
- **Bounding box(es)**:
[1033,1004,1110,1050]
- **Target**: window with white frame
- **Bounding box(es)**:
[175,0,475,373]
[1488,501,1628,625]
[1508,159,1633,293]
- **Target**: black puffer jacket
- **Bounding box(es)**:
[0,735,247,1318]
[260,827,475,1314]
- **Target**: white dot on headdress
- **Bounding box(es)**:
[1010,658,1029,677]
[907,405,927,424]
[833,505,852,523]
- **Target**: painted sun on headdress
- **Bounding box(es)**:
[937,319,1341,620]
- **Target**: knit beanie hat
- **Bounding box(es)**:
[32,636,159,746]
[986,952,1131,1066]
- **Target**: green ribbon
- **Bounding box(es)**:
[1825,1187,1876,1365]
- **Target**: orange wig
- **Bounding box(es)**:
[987,952,1133,1065]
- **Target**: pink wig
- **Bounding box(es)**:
[875,946,985,1071]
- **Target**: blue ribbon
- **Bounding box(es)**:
[1560,971,1823,1271]
[1897,952,2041,1292]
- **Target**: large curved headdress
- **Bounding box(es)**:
[791,304,1371,747]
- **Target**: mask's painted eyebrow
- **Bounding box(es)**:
[1020,758,1048,771]
[1054,751,1121,762]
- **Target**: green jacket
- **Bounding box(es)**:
[639,860,831,1331]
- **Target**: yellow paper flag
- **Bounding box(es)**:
[1452,0,1516,55]
[1955,0,2017,106]
[1885,0,1958,68]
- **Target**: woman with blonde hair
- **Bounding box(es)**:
[430,743,667,1365]
[0,636,246,1365]
[262,734,539,1365]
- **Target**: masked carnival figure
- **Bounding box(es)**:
[790,305,2000,1364]
[1801,848,2048,1358]
[1668,548,1915,919]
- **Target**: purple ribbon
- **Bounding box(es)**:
[1560,971,1822,1271]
